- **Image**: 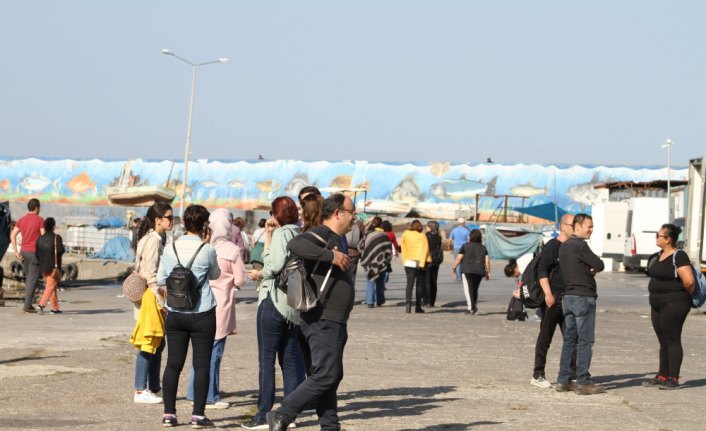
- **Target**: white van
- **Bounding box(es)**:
[623,197,669,270]
[589,201,629,270]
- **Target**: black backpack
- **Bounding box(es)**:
[506,296,527,321]
[166,241,206,311]
[517,254,545,309]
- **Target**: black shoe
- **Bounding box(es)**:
[23,306,37,314]
[642,375,668,387]
[240,417,268,430]
[471,308,478,315]
[405,303,411,314]
[658,378,680,390]
[50,309,63,315]
[191,415,214,428]
[162,415,178,427]
[415,307,425,313]
[265,410,289,431]
[367,304,374,308]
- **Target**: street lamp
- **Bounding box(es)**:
[161,49,229,217]
[662,137,673,221]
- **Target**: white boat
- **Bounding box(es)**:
[107,185,176,206]
[360,200,412,216]
[410,202,473,220]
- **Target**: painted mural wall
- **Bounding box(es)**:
[0,158,688,218]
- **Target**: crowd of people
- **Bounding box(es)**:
[6,194,700,429]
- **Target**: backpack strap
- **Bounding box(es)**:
[186,242,207,269]
[172,240,207,269]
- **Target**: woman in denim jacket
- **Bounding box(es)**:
[157,205,220,428]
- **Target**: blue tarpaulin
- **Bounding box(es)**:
[484,225,542,260]
[94,217,126,230]
[88,237,135,261]
[513,203,567,224]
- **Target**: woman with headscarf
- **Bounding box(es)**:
[129,202,173,405]
[184,208,245,409]
[400,219,430,314]
[242,197,306,429]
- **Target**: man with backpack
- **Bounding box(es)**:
[531,213,576,389]
[267,194,354,431]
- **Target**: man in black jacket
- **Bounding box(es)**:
[530,213,575,389]
[268,193,354,431]
[555,213,605,395]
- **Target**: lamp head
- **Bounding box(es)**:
[161,49,174,55]
[218,58,229,64]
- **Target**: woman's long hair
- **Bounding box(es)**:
[137,202,172,241]
[300,194,324,232]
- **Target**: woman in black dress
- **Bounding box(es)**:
[644,223,695,390]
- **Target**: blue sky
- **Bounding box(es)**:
[2,1,704,167]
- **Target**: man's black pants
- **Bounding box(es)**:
[533,297,575,379]
[279,319,348,430]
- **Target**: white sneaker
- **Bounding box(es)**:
[530,376,553,389]
[205,401,230,409]
[134,389,163,404]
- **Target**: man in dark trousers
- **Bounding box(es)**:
[267,193,354,431]
[555,213,605,395]
[10,198,45,313]
[530,213,576,389]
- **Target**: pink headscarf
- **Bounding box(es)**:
[208,208,240,262]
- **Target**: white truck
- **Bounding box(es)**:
[589,201,629,271]
[685,157,706,272]
[623,197,669,271]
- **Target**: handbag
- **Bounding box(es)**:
[123,245,148,303]
[278,231,333,312]
[249,231,266,264]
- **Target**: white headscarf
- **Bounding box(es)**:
[208,208,240,262]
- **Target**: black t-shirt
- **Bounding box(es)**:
[459,242,487,275]
[647,250,691,295]
[536,238,566,294]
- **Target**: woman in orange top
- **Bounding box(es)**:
[400,219,430,314]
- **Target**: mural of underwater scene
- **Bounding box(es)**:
[0,158,687,218]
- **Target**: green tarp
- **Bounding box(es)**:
[484,225,542,260]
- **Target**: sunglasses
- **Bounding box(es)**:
[162,215,174,222]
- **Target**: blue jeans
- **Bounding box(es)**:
[279,319,348,431]
[186,337,227,403]
[255,294,305,422]
[557,295,596,385]
[452,249,462,281]
[365,275,386,306]
[135,338,165,392]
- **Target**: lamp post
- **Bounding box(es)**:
[662,137,673,221]
[161,49,229,217]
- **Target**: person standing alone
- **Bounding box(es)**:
[555,214,605,395]
[10,198,44,313]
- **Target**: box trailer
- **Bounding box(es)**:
[623,197,669,271]
[685,157,706,272]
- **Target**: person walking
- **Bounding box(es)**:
[555,213,605,395]
[185,208,246,409]
[130,202,173,404]
[242,197,306,430]
[10,198,44,313]
[451,229,490,315]
[249,218,268,270]
[643,223,695,390]
[266,194,354,431]
[158,205,221,428]
[448,217,470,282]
[35,217,64,315]
[425,221,443,307]
[400,220,430,314]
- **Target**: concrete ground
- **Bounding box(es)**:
[1,256,705,430]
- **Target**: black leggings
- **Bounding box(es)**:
[425,265,440,306]
[404,267,425,306]
[464,273,483,311]
[649,293,691,379]
[163,308,216,416]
